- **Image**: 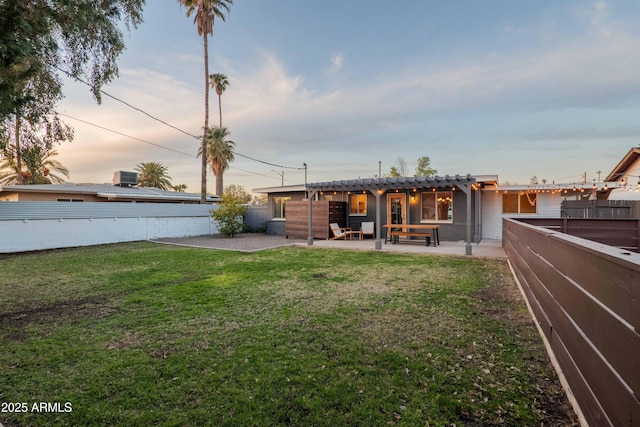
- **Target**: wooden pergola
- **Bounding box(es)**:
[305,174,477,255]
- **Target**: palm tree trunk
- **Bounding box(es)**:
[15,115,23,185]
[216,170,223,197]
[218,94,222,128]
[200,31,209,204]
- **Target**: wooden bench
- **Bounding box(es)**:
[388,230,434,247]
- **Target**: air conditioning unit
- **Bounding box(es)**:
[113,171,139,187]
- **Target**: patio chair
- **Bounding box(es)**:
[329,223,354,240]
[360,222,375,239]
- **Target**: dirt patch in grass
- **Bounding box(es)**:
[471,279,579,426]
[0,295,118,330]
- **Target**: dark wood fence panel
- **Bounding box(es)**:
[562,200,639,219]
[503,218,640,427]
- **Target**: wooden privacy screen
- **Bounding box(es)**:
[285,201,346,239]
[503,218,640,427]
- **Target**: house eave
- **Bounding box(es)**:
[605,147,640,182]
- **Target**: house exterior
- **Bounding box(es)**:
[254,176,619,242]
[605,146,640,200]
[255,174,496,254]
[480,182,618,239]
[0,183,219,203]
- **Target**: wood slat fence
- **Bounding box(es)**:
[562,200,640,219]
[503,218,640,426]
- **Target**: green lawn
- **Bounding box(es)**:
[0,242,576,426]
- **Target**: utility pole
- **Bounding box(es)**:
[272,170,284,186]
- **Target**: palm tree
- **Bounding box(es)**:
[197,126,235,196]
[172,183,188,192]
[209,73,229,127]
[178,0,233,203]
[135,162,173,190]
[0,145,69,185]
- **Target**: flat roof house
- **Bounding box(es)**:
[254,174,617,246]
[0,183,219,203]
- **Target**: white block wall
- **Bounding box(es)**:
[0,202,218,253]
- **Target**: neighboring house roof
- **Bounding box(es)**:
[0,183,219,203]
[605,147,640,182]
[252,184,307,194]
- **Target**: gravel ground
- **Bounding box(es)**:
[151,233,307,252]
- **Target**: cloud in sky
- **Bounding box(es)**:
[53,1,640,192]
[328,52,344,74]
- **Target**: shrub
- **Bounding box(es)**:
[210,195,249,237]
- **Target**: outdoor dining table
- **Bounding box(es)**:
[383,224,440,247]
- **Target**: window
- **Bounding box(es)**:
[502,193,537,214]
[57,198,84,202]
[349,194,367,215]
[421,191,453,222]
[272,197,290,219]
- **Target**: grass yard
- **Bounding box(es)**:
[0,242,576,426]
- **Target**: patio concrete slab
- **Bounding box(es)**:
[300,238,506,259]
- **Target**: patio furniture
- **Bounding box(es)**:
[329,223,354,240]
[360,222,375,240]
[383,224,440,247]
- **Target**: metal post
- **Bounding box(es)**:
[375,191,382,250]
[369,188,385,250]
[305,163,313,246]
[466,184,472,255]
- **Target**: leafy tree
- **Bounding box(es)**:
[388,166,401,178]
[179,0,233,203]
[0,0,144,183]
[252,194,268,205]
[224,184,251,203]
[1,114,73,184]
[211,194,248,237]
[210,73,229,127]
[135,162,173,190]
[0,145,69,185]
[414,156,437,177]
[197,127,235,196]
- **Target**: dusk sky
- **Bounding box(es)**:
[56,1,640,194]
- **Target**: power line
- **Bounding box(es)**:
[55,65,305,171]
[54,64,201,140]
[58,112,196,158]
[59,112,300,182]
[234,152,304,170]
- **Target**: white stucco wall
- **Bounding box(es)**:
[481,191,561,240]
